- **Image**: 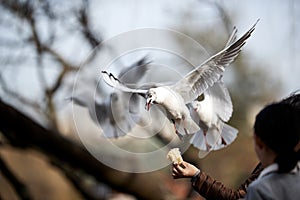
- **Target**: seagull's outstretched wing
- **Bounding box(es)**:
[101,71,148,96]
[172,20,258,103]
[118,56,152,83]
[202,24,236,122]
[207,80,233,122]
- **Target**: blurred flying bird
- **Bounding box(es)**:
[67,56,151,138]
[101,20,258,138]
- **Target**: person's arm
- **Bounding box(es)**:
[172,162,263,200]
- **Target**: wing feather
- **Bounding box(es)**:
[101,71,148,97]
[225,26,238,47]
[205,80,233,122]
[172,20,258,103]
[118,56,152,83]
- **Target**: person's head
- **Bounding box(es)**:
[253,102,300,173]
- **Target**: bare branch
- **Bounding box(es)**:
[0,155,33,200]
[51,160,106,200]
[77,0,102,49]
[0,0,34,20]
[0,99,177,200]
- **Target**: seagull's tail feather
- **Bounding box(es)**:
[220,123,238,147]
[208,123,238,151]
[184,118,200,135]
[189,123,238,158]
[190,129,207,150]
[175,117,200,137]
[189,130,211,158]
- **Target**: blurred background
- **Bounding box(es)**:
[0,0,299,199]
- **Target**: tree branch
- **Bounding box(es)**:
[51,160,106,200]
[77,0,102,49]
[0,154,33,200]
[0,99,177,200]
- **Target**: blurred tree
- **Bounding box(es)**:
[0,0,285,200]
[0,0,179,199]
[0,0,103,131]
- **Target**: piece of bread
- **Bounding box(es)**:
[167,148,183,164]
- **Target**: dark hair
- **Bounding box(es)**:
[254,103,300,173]
[281,92,300,111]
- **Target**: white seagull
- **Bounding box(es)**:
[101,20,258,138]
[68,57,151,138]
[189,80,238,157]
[188,25,239,157]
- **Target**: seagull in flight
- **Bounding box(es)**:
[101,20,258,138]
[189,80,238,157]
[68,57,151,138]
[188,25,239,157]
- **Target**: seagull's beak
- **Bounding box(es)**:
[145,99,152,111]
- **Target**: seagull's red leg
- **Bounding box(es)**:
[183,119,189,135]
[203,131,211,151]
[172,119,183,140]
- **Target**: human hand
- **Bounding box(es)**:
[171,161,199,179]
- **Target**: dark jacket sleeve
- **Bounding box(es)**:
[191,163,263,200]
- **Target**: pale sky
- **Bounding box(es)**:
[89,0,300,98]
